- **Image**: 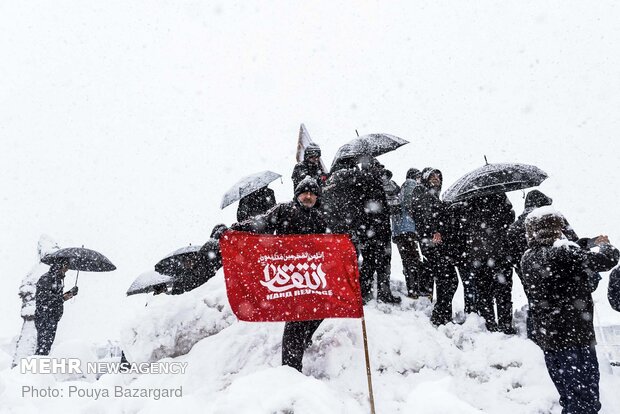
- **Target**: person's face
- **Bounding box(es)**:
[307,156,319,165]
[297,191,318,208]
[428,173,441,188]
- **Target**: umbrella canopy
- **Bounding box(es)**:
[442,162,548,203]
[41,247,116,272]
[220,170,281,209]
[331,133,409,171]
[154,245,202,277]
[126,271,172,296]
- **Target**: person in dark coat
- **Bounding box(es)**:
[358,159,400,304]
[34,260,78,355]
[521,208,619,414]
[459,192,515,333]
[609,267,620,312]
[392,168,423,298]
[321,157,366,244]
[236,186,276,222]
[291,143,327,190]
[410,168,459,325]
[231,176,327,372]
[170,224,229,295]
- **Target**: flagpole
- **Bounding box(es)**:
[361,315,376,414]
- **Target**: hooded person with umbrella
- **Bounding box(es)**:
[34,259,78,355]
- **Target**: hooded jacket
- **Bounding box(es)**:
[506,190,578,265]
[409,168,446,240]
[237,186,276,222]
[521,226,619,350]
[34,267,65,322]
[292,144,326,190]
[609,267,620,312]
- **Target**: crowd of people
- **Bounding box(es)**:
[30,142,620,413]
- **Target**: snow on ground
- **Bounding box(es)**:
[1,272,620,414]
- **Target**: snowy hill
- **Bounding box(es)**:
[1,271,620,414]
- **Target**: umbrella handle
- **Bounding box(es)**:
[74,270,80,287]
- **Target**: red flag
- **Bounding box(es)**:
[220,230,363,322]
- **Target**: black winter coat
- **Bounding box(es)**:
[291,161,326,190]
[521,242,619,350]
[35,271,65,322]
[410,182,446,241]
[321,167,367,238]
[171,239,222,294]
[359,168,391,243]
[232,199,327,236]
[460,193,515,261]
[237,187,276,222]
[609,267,620,312]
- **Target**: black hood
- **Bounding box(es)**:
[294,176,321,198]
[525,190,552,209]
[421,168,443,192]
[210,224,229,240]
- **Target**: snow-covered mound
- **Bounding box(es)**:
[3,285,620,413]
[121,273,236,363]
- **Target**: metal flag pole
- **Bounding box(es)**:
[361,314,376,414]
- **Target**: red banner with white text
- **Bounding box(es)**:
[220,231,363,322]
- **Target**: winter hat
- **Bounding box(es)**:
[406,168,421,180]
[525,206,565,246]
[294,176,321,197]
[210,224,229,240]
[525,190,553,210]
[303,143,321,160]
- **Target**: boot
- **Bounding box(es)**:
[377,291,401,304]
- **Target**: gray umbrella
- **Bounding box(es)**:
[442,162,548,203]
[330,133,409,170]
[154,245,202,277]
[41,247,116,272]
[126,271,172,296]
[220,170,282,209]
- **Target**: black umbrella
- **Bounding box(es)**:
[331,133,409,171]
[442,162,548,203]
[154,245,202,277]
[41,247,116,272]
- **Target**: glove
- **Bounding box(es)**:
[70,286,79,296]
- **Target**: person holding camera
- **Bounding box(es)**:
[521,207,619,414]
[34,259,78,355]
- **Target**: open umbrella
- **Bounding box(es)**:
[154,245,202,277]
[442,162,548,203]
[220,170,282,209]
[331,133,409,171]
[41,247,116,272]
[126,271,172,296]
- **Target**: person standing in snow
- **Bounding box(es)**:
[236,186,276,222]
[231,176,327,372]
[410,168,458,325]
[34,259,78,355]
[291,143,327,190]
[521,208,618,414]
[170,224,229,294]
[357,159,401,304]
[459,192,515,333]
[392,168,423,298]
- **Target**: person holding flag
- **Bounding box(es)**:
[230,176,329,372]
